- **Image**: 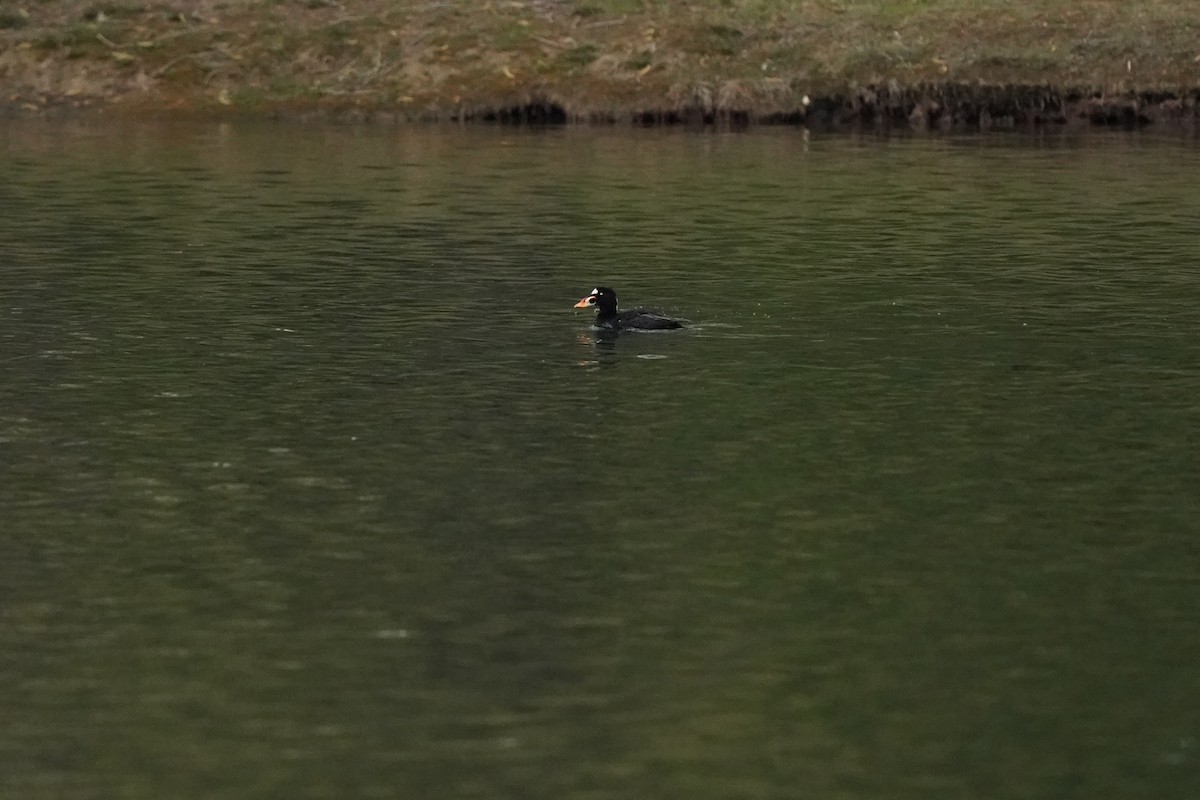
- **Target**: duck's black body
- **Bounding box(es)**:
[573,287,684,331]
[598,308,683,331]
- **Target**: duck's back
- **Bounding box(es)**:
[615,308,684,330]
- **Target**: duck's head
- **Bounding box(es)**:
[573,287,618,314]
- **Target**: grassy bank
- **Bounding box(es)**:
[2,0,1199,126]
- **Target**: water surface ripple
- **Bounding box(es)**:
[2,122,1199,799]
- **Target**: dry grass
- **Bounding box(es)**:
[1,0,1199,118]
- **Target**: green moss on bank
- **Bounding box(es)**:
[1,0,1199,125]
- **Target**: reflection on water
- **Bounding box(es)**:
[2,121,1200,799]
[574,331,618,369]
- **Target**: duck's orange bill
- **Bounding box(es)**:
[573,297,594,308]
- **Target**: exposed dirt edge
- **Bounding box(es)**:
[5,84,1199,130]
[463,85,1200,130]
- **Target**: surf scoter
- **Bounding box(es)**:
[573,287,684,331]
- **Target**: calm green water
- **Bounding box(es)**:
[2,120,1199,799]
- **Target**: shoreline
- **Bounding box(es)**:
[3,1,1199,130]
[6,85,1197,133]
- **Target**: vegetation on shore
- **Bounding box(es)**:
[2,0,1200,125]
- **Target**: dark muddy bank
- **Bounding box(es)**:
[450,85,1200,131]
[185,85,1200,132]
[6,83,1200,133]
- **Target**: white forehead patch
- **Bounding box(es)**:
[591,288,599,295]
